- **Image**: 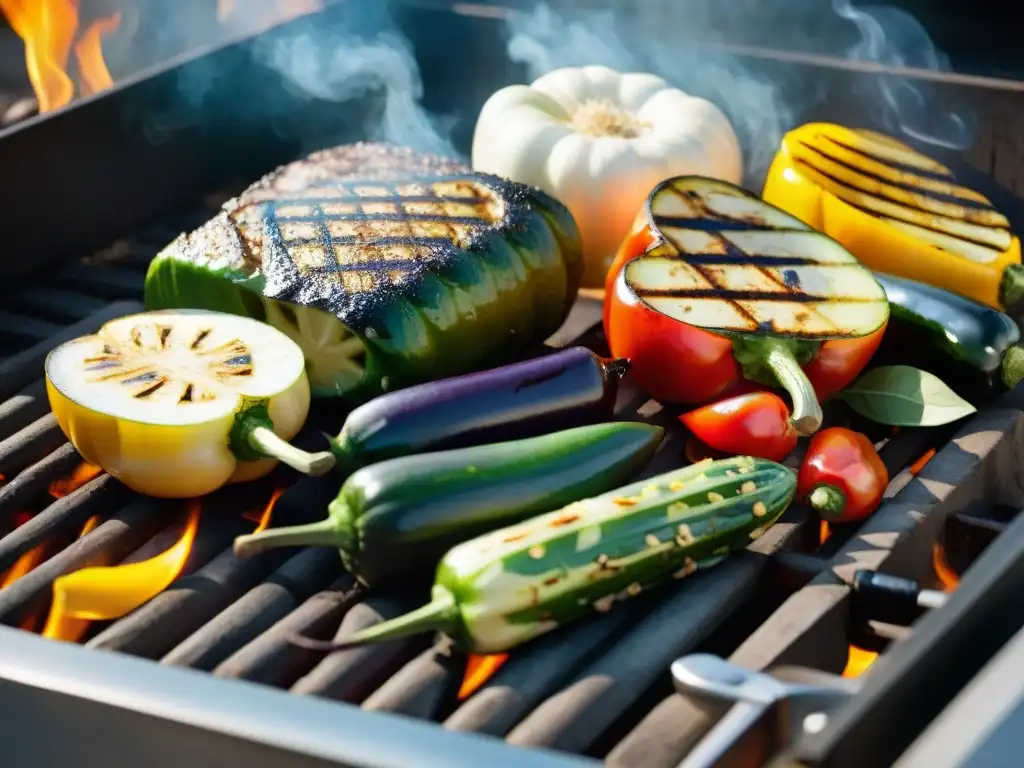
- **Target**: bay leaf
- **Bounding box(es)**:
[838,366,976,427]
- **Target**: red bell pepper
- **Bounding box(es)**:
[603,176,889,436]
[798,427,888,523]
[680,392,798,462]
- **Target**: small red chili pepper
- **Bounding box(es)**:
[798,427,888,523]
[680,392,798,463]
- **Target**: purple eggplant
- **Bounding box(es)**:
[328,347,629,475]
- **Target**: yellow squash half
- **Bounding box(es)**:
[45,309,333,498]
[762,122,1023,309]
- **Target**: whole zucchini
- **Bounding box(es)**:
[871,272,1024,400]
[288,455,796,654]
[145,143,583,405]
[234,422,664,587]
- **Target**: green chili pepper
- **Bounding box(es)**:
[144,144,582,405]
[234,422,664,587]
[872,273,1024,397]
[287,456,796,654]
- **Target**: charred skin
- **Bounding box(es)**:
[762,123,1022,310]
[145,143,583,404]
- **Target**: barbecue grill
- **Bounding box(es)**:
[0,2,1022,767]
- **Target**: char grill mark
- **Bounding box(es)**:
[219,145,508,299]
[629,180,887,338]
[791,129,1013,259]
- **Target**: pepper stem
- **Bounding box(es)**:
[234,516,346,558]
[1001,346,1024,390]
[999,263,1024,310]
[327,433,357,478]
[762,341,823,436]
[247,425,336,476]
[809,484,847,520]
[287,588,460,652]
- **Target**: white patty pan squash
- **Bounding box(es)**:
[472,65,743,287]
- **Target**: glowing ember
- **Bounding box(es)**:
[42,502,200,642]
[819,520,831,545]
[0,0,120,113]
[909,448,936,476]
[242,488,285,534]
[0,543,46,589]
[842,644,879,678]
[932,543,960,591]
[49,461,103,499]
[458,653,509,700]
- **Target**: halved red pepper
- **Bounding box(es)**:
[603,176,889,436]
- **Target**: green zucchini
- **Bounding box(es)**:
[288,455,796,654]
[234,422,665,587]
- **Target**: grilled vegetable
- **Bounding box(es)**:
[329,346,629,475]
[473,65,742,287]
[762,123,1024,310]
[44,310,334,498]
[798,427,888,523]
[287,456,796,654]
[681,393,797,462]
[870,273,1024,396]
[234,422,664,587]
[145,143,583,405]
[604,176,889,436]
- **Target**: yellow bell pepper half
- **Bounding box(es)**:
[45,309,334,499]
[762,122,1023,310]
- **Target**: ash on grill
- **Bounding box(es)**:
[0,179,1017,767]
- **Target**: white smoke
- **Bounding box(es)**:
[503,1,973,182]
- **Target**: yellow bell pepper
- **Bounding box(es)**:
[762,122,1023,310]
[45,309,335,499]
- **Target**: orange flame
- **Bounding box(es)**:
[932,542,960,592]
[242,488,285,534]
[0,0,120,113]
[842,645,879,678]
[909,448,937,476]
[48,462,103,499]
[74,13,120,96]
[0,542,46,589]
[42,502,200,643]
[458,654,509,700]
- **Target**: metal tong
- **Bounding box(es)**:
[670,655,859,768]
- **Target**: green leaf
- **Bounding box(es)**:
[838,366,976,427]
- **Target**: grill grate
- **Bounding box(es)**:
[0,195,1017,766]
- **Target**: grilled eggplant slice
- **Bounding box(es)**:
[605,177,889,434]
[763,122,1024,310]
[144,143,582,403]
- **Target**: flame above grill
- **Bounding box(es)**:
[43,503,200,642]
[0,0,121,113]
